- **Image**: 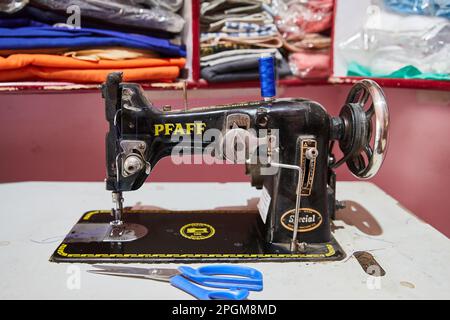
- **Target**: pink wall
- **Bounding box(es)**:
[0,85,449,237]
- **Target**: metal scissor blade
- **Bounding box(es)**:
[87,269,159,281]
[90,265,180,281]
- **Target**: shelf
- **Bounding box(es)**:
[0,81,199,94]
[329,77,450,91]
[0,78,330,94]
[195,77,329,89]
[1,75,448,94]
[1,0,448,94]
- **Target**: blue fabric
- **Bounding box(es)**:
[384,0,450,19]
[0,18,47,28]
[0,22,186,56]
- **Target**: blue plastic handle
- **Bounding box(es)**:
[178,265,263,292]
[170,275,249,300]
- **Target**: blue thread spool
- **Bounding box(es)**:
[259,53,276,100]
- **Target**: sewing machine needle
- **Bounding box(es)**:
[183,80,188,111]
[110,191,125,236]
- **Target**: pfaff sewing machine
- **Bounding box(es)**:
[51,67,389,263]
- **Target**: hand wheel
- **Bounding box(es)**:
[334,79,389,179]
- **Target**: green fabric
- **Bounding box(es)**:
[347,62,450,81]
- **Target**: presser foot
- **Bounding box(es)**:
[50,209,345,263]
[60,221,148,243]
[109,219,125,238]
[104,222,148,242]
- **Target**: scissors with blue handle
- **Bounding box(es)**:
[89,264,263,300]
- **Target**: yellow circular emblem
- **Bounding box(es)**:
[180,223,215,240]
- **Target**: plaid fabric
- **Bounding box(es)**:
[222,22,278,33]
[200,43,253,56]
[201,29,278,42]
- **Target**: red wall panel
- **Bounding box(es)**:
[0,86,448,237]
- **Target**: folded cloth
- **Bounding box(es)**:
[0,54,185,83]
[201,52,280,67]
[201,42,254,56]
[0,0,28,14]
[143,0,184,12]
[0,17,44,28]
[221,21,278,33]
[0,48,70,55]
[347,61,450,80]
[201,0,264,24]
[201,29,278,42]
[22,5,175,38]
[30,0,185,33]
[201,48,281,61]
[275,0,333,35]
[63,48,160,61]
[109,0,183,12]
[201,57,292,83]
[0,23,186,56]
[200,48,282,66]
[202,35,283,48]
[207,12,273,32]
[0,54,185,70]
[201,0,263,14]
[0,66,181,83]
[283,33,331,52]
[289,51,331,78]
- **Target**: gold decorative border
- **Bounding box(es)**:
[82,209,259,221]
[61,210,337,259]
[56,243,336,259]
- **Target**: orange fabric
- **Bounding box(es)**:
[0,54,185,83]
[0,66,181,83]
[0,54,185,70]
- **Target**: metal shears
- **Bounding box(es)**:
[88,264,263,300]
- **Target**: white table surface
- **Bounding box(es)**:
[0,181,448,300]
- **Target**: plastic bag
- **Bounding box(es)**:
[289,50,331,78]
[0,0,29,13]
[145,0,184,13]
[338,1,450,76]
[30,0,185,33]
[272,0,333,37]
[383,0,450,19]
[113,0,184,13]
[283,33,331,52]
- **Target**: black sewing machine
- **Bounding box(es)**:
[51,72,389,263]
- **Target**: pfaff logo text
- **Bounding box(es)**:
[154,122,206,136]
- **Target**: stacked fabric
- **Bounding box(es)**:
[339,0,450,81]
[274,0,333,78]
[200,0,292,83]
[0,0,187,84]
[199,0,333,83]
